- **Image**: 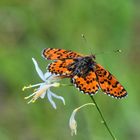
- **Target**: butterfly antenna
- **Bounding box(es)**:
[95,49,122,56]
[81,34,94,56]
[81,34,87,43]
[113,49,122,53]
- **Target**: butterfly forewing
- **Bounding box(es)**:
[72,70,99,94]
[42,48,82,60]
[95,64,127,98]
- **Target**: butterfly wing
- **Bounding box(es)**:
[48,59,74,76]
[42,48,82,60]
[95,64,127,98]
[72,70,99,94]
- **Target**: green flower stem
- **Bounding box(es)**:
[90,95,116,140]
[60,84,73,86]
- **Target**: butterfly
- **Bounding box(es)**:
[42,48,127,99]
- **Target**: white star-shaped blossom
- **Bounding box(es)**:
[22,58,65,109]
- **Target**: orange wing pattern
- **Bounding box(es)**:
[42,48,82,60]
[72,70,99,94]
[48,59,74,76]
[42,48,127,99]
[95,64,127,98]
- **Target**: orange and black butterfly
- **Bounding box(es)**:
[42,48,127,99]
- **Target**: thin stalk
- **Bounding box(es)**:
[90,95,116,140]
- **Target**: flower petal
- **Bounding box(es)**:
[47,89,57,109]
[48,89,65,105]
[44,71,52,80]
[69,103,95,135]
[38,84,47,98]
[69,110,77,136]
[32,58,45,81]
[40,92,46,98]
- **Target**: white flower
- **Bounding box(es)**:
[22,58,65,109]
[69,103,95,136]
[69,109,77,136]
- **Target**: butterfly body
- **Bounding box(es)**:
[67,55,96,77]
[42,48,127,99]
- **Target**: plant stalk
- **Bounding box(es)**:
[90,95,116,140]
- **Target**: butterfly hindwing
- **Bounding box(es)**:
[95,64,127,98]
[72,70,99,94]
[48,59,74,76]
[42,48,82,60]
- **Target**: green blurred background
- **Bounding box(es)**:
[0,0,140,140]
